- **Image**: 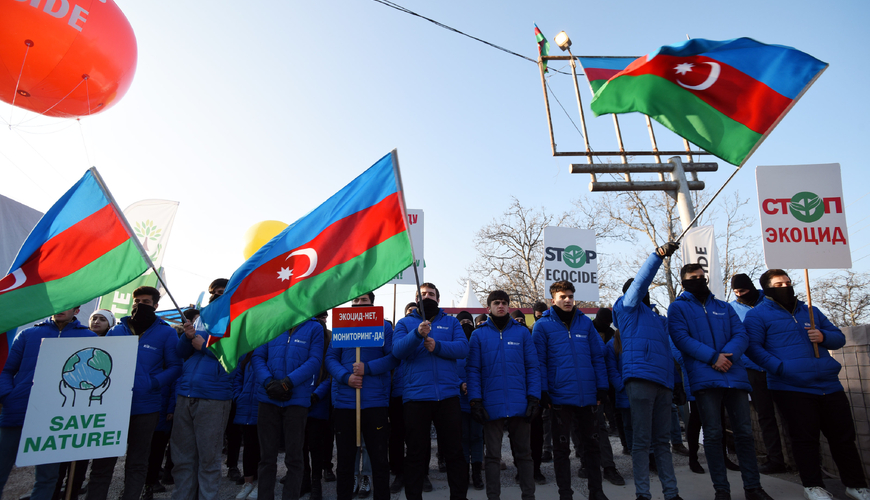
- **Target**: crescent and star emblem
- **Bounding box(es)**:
[0,269,27,293]
[674,61,720,91]
[276,248,318,282]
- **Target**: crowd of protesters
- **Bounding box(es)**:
[1,241,869,500]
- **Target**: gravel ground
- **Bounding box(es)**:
[4,431,815,500]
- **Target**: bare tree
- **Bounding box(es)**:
[708,192,765,301]
[812,271,870,326]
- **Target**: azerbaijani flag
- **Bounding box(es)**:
[535,24,550,73]
[0,169,150,333]
[590,38,827,166]
[577,57,636,94]
[202,150,414,372]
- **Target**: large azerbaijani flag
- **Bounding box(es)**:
[0,169,150,333]
[201,150,414,372]
[577,57,636,94]
[590,38,828,166]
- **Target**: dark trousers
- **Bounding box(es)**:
[257,403,308,500]
[484,417,534,500]
[695,388,761,493]
[334,408,390,500]
[530,407,544,470]
[303,418,328,484]
[86,412,159,500]
[145,429,171,484]
[552,405,602,498]
[746,369,785,466]
[388,396,405,476]
[772,390,867,489]
[226,402,243,469]
[573,403,615,469]
[403,398,468,500]
[687,400,702,461]
[240,424,260,478]
[53,460,88,500]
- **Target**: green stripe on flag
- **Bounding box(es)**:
[0,240,148,332]
[591,74,762,166]
[210,232,412,372]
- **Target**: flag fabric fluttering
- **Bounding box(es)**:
[577,57,636,95]
[0,169,150,333]
[201,150,414,372]
[535,24,550,73]
[590,37,828,166]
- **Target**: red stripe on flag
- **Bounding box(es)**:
[0,205,130,295]
[228,193,407,319]
[613,54,790,133]
[585,68,623,83]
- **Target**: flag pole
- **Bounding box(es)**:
[356,346,362,447]
[674,165,742,243]
[389,150,424,305]
[89,167,189,322]
[804,269,821,358]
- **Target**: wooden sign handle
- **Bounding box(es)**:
[804,269,820,359]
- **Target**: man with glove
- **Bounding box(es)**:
[533,281,610,500]
[251,317,324,500]
[466,290,540,500]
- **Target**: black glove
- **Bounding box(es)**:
[672,384,687,406]
[280,376,294,392]
[525,396,541,422]
[265,379,285,400]
[310,393,320,408]
[470,399,490,424]
[540,391,552,409]
[656,241,680,258]
[596,389,608,404]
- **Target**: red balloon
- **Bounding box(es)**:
[0,0,137,118]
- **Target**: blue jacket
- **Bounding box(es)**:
[326,321,398,409]
[612,252,675,389]
[156,378,179,433]
[468,317,540,419]
[456,356,471,412]
[729,290,767,372]
[670,337,694,402]
[175,317,234,401]
[392,308,468,403]
[532,307,608,407]
[0,318,95,427]
[744,298,845,395]
[107,317,183,415]
[251,319,324,407]
[233,354,259,425]
[391,360,404,399]
[308,377,331,420]
[604,338,629,409]
[668,291,752,393]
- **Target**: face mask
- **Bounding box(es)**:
[462,323,474,339]
[765,286,797,311]
[682,279,711,301]
[419,298,439,320]
[129,303,157,334]
[352,302,368,308]
[737,288,760,306]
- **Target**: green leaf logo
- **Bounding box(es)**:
[563,245,587,269]
[790,191,824,223]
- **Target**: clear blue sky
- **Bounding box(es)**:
[2,0,868,319]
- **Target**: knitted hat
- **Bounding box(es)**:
[90,309,116,326]
[730,273,754,290]
[456,311,473,323]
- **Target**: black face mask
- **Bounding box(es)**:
[419,298,439,320]
[490,313,510,331]
[682,279,711,302]
[462,323,474,339]
[736,288,760,307]
[352,302,368,308]
[766,286,797,311]
[129,303,157,334]
[209,293,222,304]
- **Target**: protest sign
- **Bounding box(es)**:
[331,306,385,348]
[543,226,599,301]
[389,210,424,284]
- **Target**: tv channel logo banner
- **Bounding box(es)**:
[543,226,599,301]
[331,306,385,348]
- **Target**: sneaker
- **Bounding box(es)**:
[671,443,690,457]
[846,488,870,500]
[714,490,731,500]
[228,467,242,482]
[758,462,787,474]
[422,475,433,492]
[534,469,546,485]
[353,475,360,497]
[323,468,336,482]
[588,490,610,500]
[745,487,774,500]
[236,483,256,500]
[541,450,553,462]
[803,487,833,500]
[358,476,372,499]
[248,485,258,500]
[666,496,685,500]
[390,475,404,494]
[689,458,705,474]
[142,484,154,500]
[602,467,625,486]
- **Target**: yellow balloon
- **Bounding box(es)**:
[242,220,289,260]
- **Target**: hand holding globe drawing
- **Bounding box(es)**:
[59,347,113,407]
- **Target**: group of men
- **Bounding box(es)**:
[1,240,870,500]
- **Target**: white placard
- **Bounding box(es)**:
[680,226,724,299]
[543,226,599,301]
[756,163,851,269]
[16,336,138,466]
[389,209,424,285]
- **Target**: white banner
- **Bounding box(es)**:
[680,226,724,299]
[125,199,179,268]
[543,226,599,301]
[17,336,138,466]
[389,209,424,285]
[756,164,851,269]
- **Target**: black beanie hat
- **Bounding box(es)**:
[622,278,634,294]
[593,308,612,326]
[511,310,525,319]
[730,273,754,290]
[456,311,473,323]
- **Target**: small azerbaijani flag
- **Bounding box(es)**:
[201,150,414,372]
[0,169,150,333]
[590,38,827,167]
[535,24,550,73]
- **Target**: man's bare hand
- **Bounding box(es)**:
[806,327,824,344]
[183,321,196,339]
[461,382,468,395]
[166,413,173,421]
[191,335,205,351]
[353,362,365,376]
[418,320,432,337]
[424,337,436,352]
[713,353,733,372]
[348,374,363,389]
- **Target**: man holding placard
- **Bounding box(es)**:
[326,292,397,500]
[744,270,869,500]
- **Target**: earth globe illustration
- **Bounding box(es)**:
[60,348,113,406]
